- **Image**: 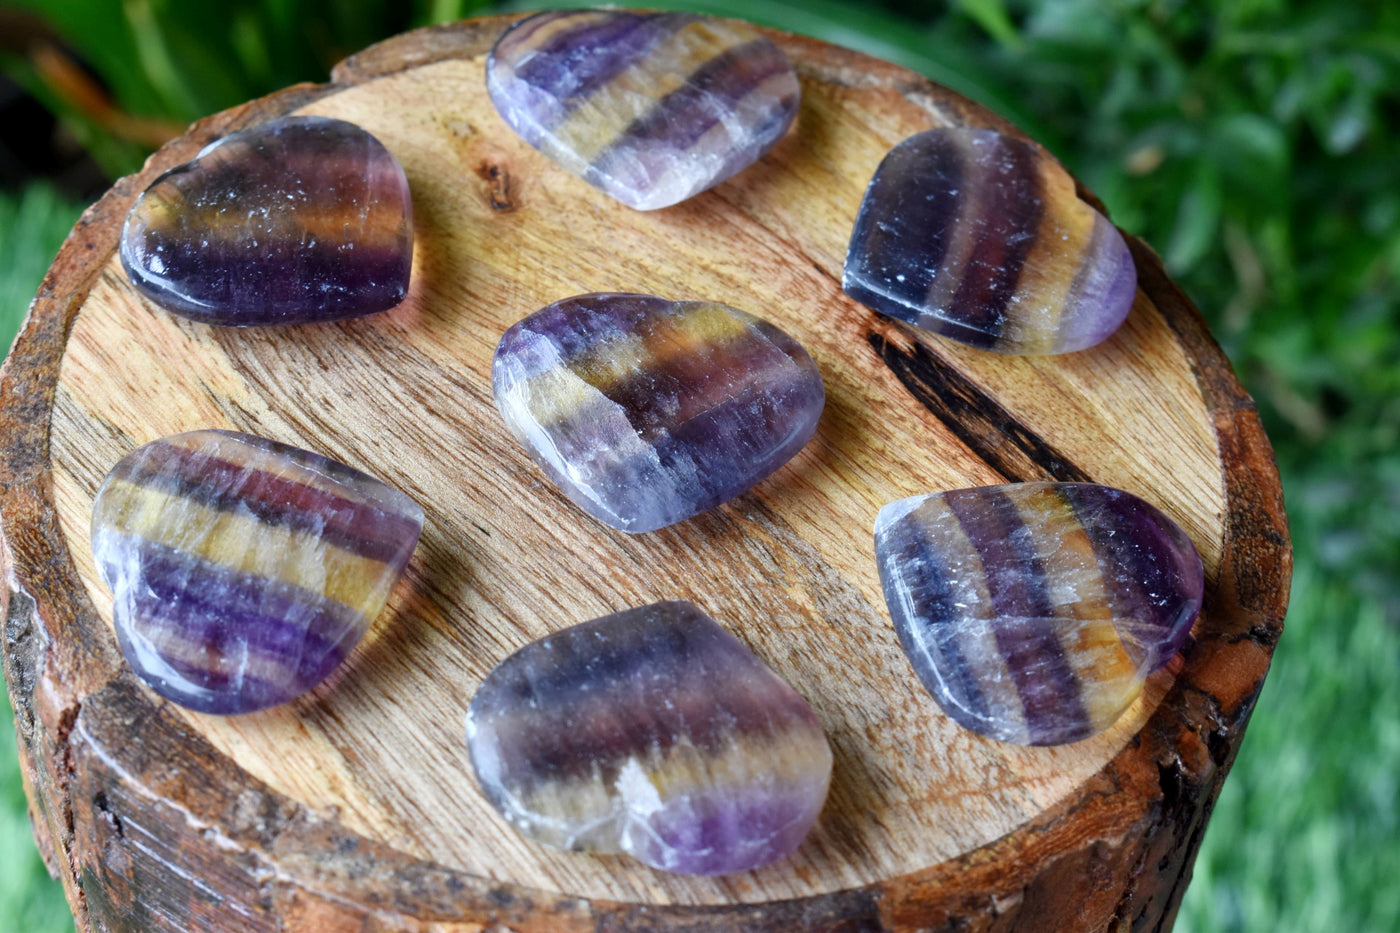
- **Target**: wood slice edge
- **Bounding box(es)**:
[0,14,1291,932]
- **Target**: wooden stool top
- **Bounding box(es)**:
[0,15,1289,931]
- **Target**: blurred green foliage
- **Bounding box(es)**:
[2,686,78,933]
[1,1,1397,931]
[3,0,500,173]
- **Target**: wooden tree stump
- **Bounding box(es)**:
[1,15,1290,932]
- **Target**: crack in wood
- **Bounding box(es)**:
[867,328,1094,485]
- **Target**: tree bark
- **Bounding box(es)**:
[0,14,1290,932]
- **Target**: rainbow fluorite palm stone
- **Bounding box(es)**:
[875,483,1203,745]
[492,293,825,533]
[92,430,423,714]
[844,127,1137,354]
[486,10,800,210]
[120,116,413,326]
[466,600,832,875]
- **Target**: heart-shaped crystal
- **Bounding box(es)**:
[487,10,800,210]
[92,430,423,714]
[120,116,413,326]
[845,128,1136,354]
[467,600,832,875]
[875,483,1203,745]
[493,293,825,533]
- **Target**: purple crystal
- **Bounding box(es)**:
[120,116,413,326]
[487,10,800,210]
[91,430,423,714]
[466,601,832,875]
[844,128,1137,354]
[874,483,1203,745]
[492,293,825,533]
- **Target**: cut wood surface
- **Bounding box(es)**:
[1,14,1290,932]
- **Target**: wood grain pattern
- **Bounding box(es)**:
[1,14,1289,931]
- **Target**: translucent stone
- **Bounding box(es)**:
[120,116,413,326]
[874,483,1203,745]
[91,431,423,714]
[487,10,800,210]
[492,293,825,533]
[466,601,832,875]
[845,128,1137,354]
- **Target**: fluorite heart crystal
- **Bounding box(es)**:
[844,127,1137,354]
[874,483,1203,745]
[492,293,825,533]
[486,10,800,210]
[92,430,423,714]
[120,116,413,326]
[466,600,832,875]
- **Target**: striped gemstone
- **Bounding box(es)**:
[466,601,832,875]
[874,483,1203,745]
[120,116,413,326]
[92,431,423,714]
[493,293,825,533]
[486,10,800,210]
[844,128,1137,354]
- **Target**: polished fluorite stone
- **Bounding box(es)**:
[467,601,832,875]
[844,128,1137,355]
[486,10,800,210]
[120,116,413,326]
[874,483,1203,745]
[493,293,824,533]
[92,430,423,714]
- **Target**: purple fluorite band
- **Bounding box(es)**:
[467,601,832,875]
[120,116,414,326]
[875,483,1203,745]
[943,489,1093,742]
[845,128,1137,354]
[506,13,685,118]
[493,293,825,533]
[93,430,423,714]
[487,11,800,210]
[105,438,423,562]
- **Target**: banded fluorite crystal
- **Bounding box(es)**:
[874,483,1203,745]
[92,431,423,714]
[467,601,832,875]
[120,116,413,326]
[844,128,1137,355]
[493,293,824,533]
[486,10,800,210]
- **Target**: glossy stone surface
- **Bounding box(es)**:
[493,293,824,533]
[875,483,1203,745]
[487,10,800,210]
[466,601,832,875]
[92,430,423,714]
[120,116,413,326]
[844,128,1137,354]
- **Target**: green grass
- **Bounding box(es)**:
[1181,550,1400,932]
[0,186,84,357]
[0,187,84,933]
[1,692,75,933]
[2,1,1398,930]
